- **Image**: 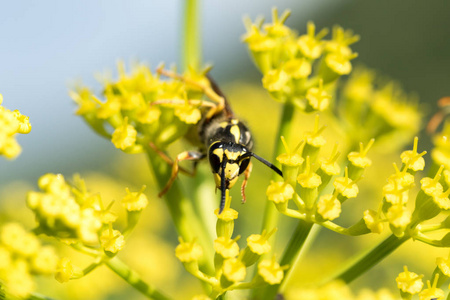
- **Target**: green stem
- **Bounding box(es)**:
[183,0,201,71]
[106,256,172,300]
[145,149,214,274]
[324,234,409,284]
[260,220,314,300]
[260,101,296,247]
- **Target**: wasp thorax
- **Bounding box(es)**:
[208,142,251,189]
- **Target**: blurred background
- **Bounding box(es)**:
[1,0,450,299]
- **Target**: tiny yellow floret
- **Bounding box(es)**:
[396,266,424,294]
[55,257,75,283]
[258,257,285,285]
[222,258,246,282]
[100,228,125,253]
[363,209,384,234]
[122,186,149,211]
[266,181,294,204]
[317,194,341,220]
[175,238,203,263]
[111,117,137,150]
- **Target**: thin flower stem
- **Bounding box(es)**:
[183,0,201,71]
[146,149,214,274]
[324,234,409,284]
[28,293,58,300]
[106,256,172,300]
[260,101,296,248]
[260,220,314,300]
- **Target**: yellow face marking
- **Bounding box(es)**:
[224,149,240,161]
[224,163,240,179]
[213,148,224,160]
[230,125,240,143]
[231,119,239,125]
[219,121,228,128]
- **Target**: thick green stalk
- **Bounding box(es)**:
[106,256,172,300]
[182,0,201,71]
[260,101,296,244]
[260,220,314,300]
[325,234,409,284]
[146,149,214,274]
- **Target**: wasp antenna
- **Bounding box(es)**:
[219,163,227,214]
[250,153,283,178]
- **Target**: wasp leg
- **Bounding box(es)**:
[149,142,194,176]
[158,150,205,197]
[240,161,253,204]
[156,67,225,120]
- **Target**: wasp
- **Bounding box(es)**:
[151,67,283,213]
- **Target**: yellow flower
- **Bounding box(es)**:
[266,181,294,204]
[262,68,290,92]
[283,58,311,79]
[333,168,359,198]
[175,238,203,263]
[122,186,149,211]
[111,117,137,150]
[363,209,384,234]
[214,236,240,258]
[100,228,125,254]
[297,157,322,189]
[297,22,328,59]
[418,275,444,300]
[247,230,274,255]
[6,261,35,298]
[222,258,246,282]
[257,257,285,285]
[347,139,374,169]
[316,194,341,221]
[401,137,426,171]
[432,189,450,210]
[306,80,331,112]
[96,96,121,119]
[55,257,75,283]
[174,103,202,124]
[396,266,423,294]
[386,204,411,230]
[1,223,40,257]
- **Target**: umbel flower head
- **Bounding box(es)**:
[243,8,359,112]
[71,62,213,152]
[0,93,32,159]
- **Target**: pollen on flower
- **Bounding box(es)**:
[420,166,444,197]
[175,238,203,263]
[333,167,359,198]
[418,275,445,300]
[122,186,149,211]
[111,117,137,150]
[214,236,240,258]
[401,137,426,171]
[297,156,322,188]
[396,266,424,294]
[347,139,374,169]
[222,258,246,283]
[386,204,411,229]
[258,257,285,285]
[297,22,328,59]
[100,228,125,254]
[363,209,384,234]
[55,257,75,283]
[262,69,290,92]
[276,137,304,167]
[266,181,295,204]
[247,229,276,255]
[316,194,341,221]
[306,79,331,112]
[0,96,32,159]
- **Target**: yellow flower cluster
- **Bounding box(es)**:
[266,116,371,233]
[71,63,213,152]
[26,173,148,254]
[243,9,358,112]
[339,67,421,150]
[174,192,285,297]
[0,94,32,159]
[0,222,59,298]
